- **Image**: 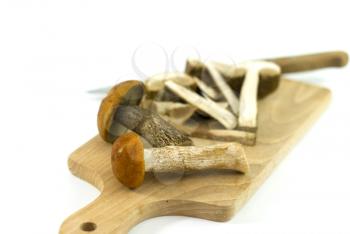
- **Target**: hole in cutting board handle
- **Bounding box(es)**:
[80,222,97,232]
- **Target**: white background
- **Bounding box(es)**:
[0,0,349,233]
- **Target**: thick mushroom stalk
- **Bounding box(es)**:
[144,143,249,174]
[112,132,249,189]
[98,80,192,147]
[238,61,281,131]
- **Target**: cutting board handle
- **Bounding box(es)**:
[266,50,348,73]
[60,192,151,234]
[59,191,220,234]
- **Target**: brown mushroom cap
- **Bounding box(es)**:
[111,132,145,189]
[98,80,144,143]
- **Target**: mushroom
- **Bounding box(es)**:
[174,123,256,146]
[98,80,193,147]
[144,72,196,101]
[238,61,281,131]
[185,51,348,98]
[195,99,229,118]
[193,77,221,101]
[164,80,237,129]
[150,101,229,123]
[111,132,249,189]
[150,101,197,124]
[205,62,240,115]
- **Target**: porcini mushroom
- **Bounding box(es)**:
[112,132,249,189]
[238,61,281,131]
[98,80,193,147]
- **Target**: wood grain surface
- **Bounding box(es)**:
[60,78,331,234]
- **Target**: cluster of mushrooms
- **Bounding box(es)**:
[97,59,281,189]
[97,51,348,189]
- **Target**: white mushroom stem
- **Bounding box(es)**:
[151,101,196,116]
[145,72,196,92]
[144,72,197,101]
[151,101,228,114]
[205,62,240,115]
[155,101,228,121]
[196,98,229,117]
[204,100,229,109]
[238,61,281,131]
[193,77,221,100]
[165,81,237,129]
[143,143,249,174]
[177,125,256,146]
[158,115,255,145]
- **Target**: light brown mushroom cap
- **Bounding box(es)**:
[98,80,144,143]
[111,132,145,189]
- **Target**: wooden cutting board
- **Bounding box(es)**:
[60,78,331,234]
